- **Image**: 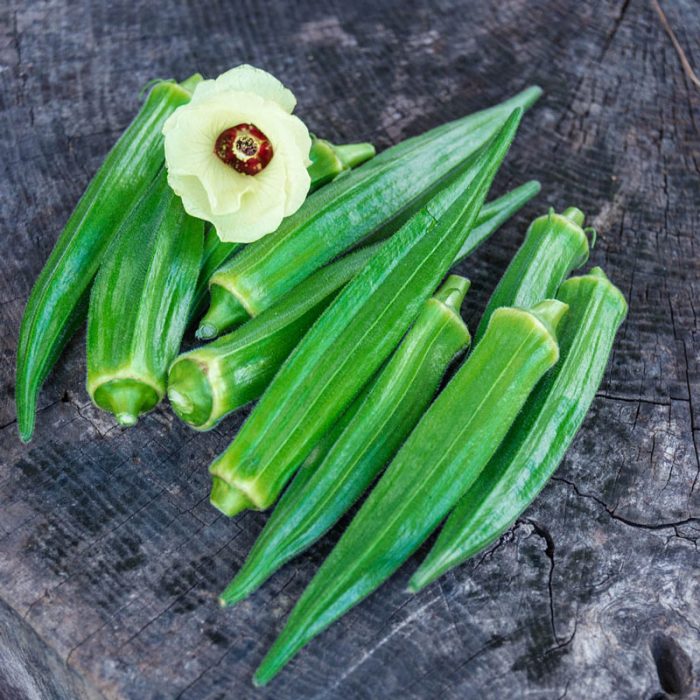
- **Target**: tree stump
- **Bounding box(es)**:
[1,0,698,697]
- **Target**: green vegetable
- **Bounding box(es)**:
[189,137,376,324]
[220,275,471,606]
[306,136,377,191]
[168,181,540,431]
[196,86,542,339]
[254,298,567,685]
[170,242,382,429]
[210,370,374,517]
[15,75,201,443]
[208,109,523,517]
[409,267,627,591]
[86,170,204,426]
[475,206,591,340]
[189,229,242,327]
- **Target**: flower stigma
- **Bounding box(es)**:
[215,123,274,175]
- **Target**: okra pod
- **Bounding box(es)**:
[254,299,567,684]
[409,267,627,591]
[475,206,591,340]
[208,109,523,517]
[197,86,542,338]
[15,75,201,442]
[189,137,376,324]
[220,276,471,606]
[169,181,540,431]
[170,243,382,429]
[87,170,204,426]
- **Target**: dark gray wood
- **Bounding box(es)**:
[1,0,699,697]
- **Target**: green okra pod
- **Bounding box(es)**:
[189,137,376,324]
[168,181,540,431]
[208,109,523,517]
[475,206,591,340]
[196,86,542,338]
[220,275,471,606]
[409,267,628,592]
[15,75,201,442]
[170,242,382,429]
[254,299,567,685]
[87,170,204,426]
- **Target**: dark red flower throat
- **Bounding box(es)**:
[214,123,273,175]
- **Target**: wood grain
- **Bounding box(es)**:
[1,0,698,697]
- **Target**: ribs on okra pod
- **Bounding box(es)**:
[410,266,628,591]
[208,109,524,517]
[15,74,202,443]
[254,298,568,685]
[196,86,542,339]
[219,275,471,606]
[168,181,540,431]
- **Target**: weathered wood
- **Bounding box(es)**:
[1,0,699,698]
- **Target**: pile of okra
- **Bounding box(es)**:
[16,77,627,685]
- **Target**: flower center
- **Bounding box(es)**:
[214,123,274,175]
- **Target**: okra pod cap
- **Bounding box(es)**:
[475,205,592,341]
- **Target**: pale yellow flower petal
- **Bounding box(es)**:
[163,65,311,243]
[190,64,296,113]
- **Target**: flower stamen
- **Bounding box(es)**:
[215,123,274,175]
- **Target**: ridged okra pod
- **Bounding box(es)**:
[87,170,204,426]
[189,137,376,324]
[409,267,628,591]
[197,86,542,338]
[210,373,373,516]
[254,299,567,685]
[170,243,382,429]
[15,75,201,442]
[208,109,523,517]
[169,181,540,431]
[475,206,591,340]
[220,276,471,606]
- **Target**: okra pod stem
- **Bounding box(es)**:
[409,267,627,591]
[169,181,540,431]
[87,170,204,426]
[15,76,201,442]
[254,299,567,685]
[208,109,523,517]
[475,206,591,341]
[190,137,375,327]
[306,137,376,192]
[197,86,542,338]
[220,275,471,606]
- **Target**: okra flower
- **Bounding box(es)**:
[163,65,312,242]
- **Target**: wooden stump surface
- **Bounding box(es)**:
[1,0,699,697]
